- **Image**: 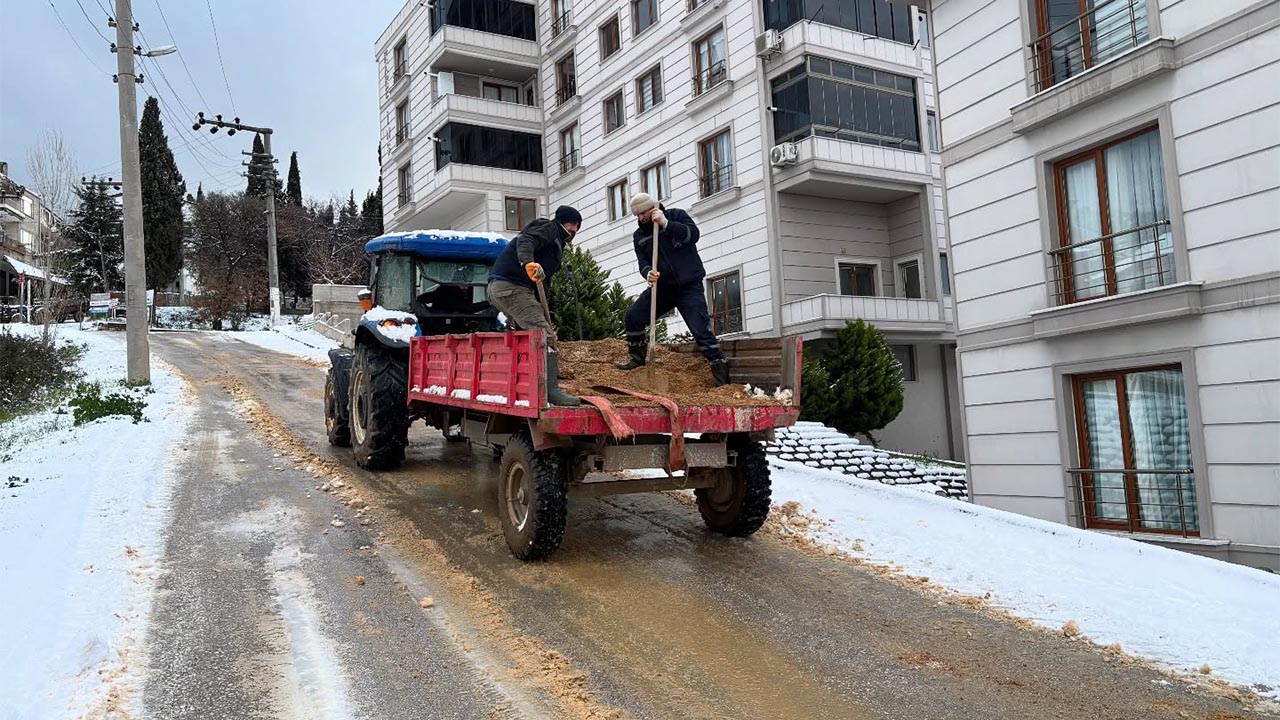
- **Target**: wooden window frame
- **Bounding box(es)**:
[599,15,622,60]
[482,81,520,104]
[691,26,727,96]
[559,124,580,173]
[707,270,744,335]
[395,100,410,144]
[1032,0,1146,90]
[837,261,879,297]
[641,159,669,200]
[552,0,573,37]
[632,0,658,36]
[397,162,412,206]
[698,129,733,198]
[635,65,664,115]
[603,90,626,135]
[392,38,407,81]
[1053,125,1164,304]
[1071,363,1196,536]
[504,197,536,231]
[555,53,577,105]
[607,180,628,222]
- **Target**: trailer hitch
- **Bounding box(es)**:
[600,386,685,471]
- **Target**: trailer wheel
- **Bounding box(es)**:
[324,366,351,447]
[498,431,568,561]
[693,438,771,537]
[349,343,409,470]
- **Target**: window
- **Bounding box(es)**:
[556,53,577,106]
[482,82,519,103]
[559,123,580,173]
[692,27,728,96]
[505,197,536,231]
[708,272,743,334]
[917,10,929,49]
[599,15,621,60]
[896,259,922,298]
[1031,0,1149,91]
[1072,366,1196,535]
[764,0,914,44]
[635,66,664,114]
[926,112,939,152]
[698,130,733,197]
[939,252,951,296]
[434,122,544,173]
[607,181,628,221]
[552,0,573,37]
[429,0,537,41]
[770,56,920,151]
[1053,128,1173,305]
[632,0,658,35]
[603,91,626,134]
[641,160,669,200]
[837,262,877,297]
[687,0,710,10]
[392,39,407,81]
[397,163,413,206]
[395,101,410,144]
[890,345,917,381]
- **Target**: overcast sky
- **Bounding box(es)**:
[2,0,402,203]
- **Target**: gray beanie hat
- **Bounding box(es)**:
[630,192,657,215]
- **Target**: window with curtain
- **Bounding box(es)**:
[603,91,626,134]
[393,39,407,80]
[1073,366,1196,534]
[708,271,743,334]
[552,0,573,36]
[641,160,669,200]
[556,53,576,105]
[632,0,657,35]
[395,101,410,144]
[636,66,663,114]
[559,124,580,173]
[607,181,628,221]
[599,16,622,60]
[692,27,728,96]
[837,263,877,296]
[1055,127,1173,304]
[482,82,519,103]
[698,130,733,197]
[1032,0,1149,91]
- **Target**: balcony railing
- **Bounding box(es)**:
[691,61,727,97]
[1066,468,1198,537]
[1048,219,1174,305]
[781,294,944,331]
[699,163,733,197]
[559,149,581,175]
[392,62,407,83]
[556,80,577,107]
[395,128,409,145]
[551,9,573,37]
[1028,0,1149,92]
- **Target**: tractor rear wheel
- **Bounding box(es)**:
[693,437,771,536]
[349,343,409,470]
[324,365,351,447]
[498,431,568,561]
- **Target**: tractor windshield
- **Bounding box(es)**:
[371,251,499,334]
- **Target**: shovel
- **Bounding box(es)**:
[644,220,670,393]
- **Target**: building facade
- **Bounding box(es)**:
[376,0,965,460]
[0,161,61,302]
[925,0,1279,568]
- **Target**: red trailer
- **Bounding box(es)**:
[327,328,802,560]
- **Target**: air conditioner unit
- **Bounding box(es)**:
[755,29,783,59]
[769,142,799,168]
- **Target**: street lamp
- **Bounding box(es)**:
[142,44,177,57]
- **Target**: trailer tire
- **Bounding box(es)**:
[350,343,409,470]
[694,438,771,537]
[498,431,568,561]
[324,366,351,447]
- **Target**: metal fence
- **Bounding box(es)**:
[1066,467,1198,537]
[1048,219,1173,304]
[699,163,733,198]
[559,149,581,175]
[555,80,577,107]
[1027,0,1148,92]
[691,61,728,97]
[552,9,573,37]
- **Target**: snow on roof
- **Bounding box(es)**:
[3,255,68,284]
[377,229,509,244]
[364,230,508,260]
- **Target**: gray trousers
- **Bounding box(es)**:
[487,279,555,349]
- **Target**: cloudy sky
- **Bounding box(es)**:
[2,0,403,203]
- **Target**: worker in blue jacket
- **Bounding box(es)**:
[616,193,730,386]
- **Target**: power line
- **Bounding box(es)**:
[72,0,110,42]
[203,0,237,113]
[149,0,212,110]
[47,1,110,75]
[134,32,235,162]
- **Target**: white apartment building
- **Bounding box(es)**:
[0,161,61,301]
[924,0,1279,568]
[375,0,963,460]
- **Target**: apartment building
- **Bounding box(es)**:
[924,0,1279,568]
[375,0,964,460]
[0,161,61,301]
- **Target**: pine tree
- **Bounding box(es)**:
[285,151,302,205]
[799,319,904,441]
[138,97,187,290]
[246,134,267,197]
[66,180,124,297]
[548,245,634,340]
[359,188,383,238]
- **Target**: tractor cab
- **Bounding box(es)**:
[364,230,508,337]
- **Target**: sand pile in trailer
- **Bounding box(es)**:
[556,339,788,407]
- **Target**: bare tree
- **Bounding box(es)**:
[25,131,79,342]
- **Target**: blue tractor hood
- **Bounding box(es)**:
[365,230,509,261]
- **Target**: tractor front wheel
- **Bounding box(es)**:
[349,343,409,470]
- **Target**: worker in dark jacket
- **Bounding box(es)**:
[487,205,583,406]
[616,193,730,386]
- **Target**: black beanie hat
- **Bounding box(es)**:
[554,205,583,226]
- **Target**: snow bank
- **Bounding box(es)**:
[233,318,341,364]
[768,458,1280,698]
[0,324,193,719]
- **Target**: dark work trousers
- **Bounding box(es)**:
[624,282,725,362]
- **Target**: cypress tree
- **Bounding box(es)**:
[195,183,204,203]
[66,180,125,297]
[138,96,186,289]
[286,151,302,205]
[246,134,267,197]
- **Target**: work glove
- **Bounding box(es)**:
[525,262,545,282]
[650,208,667,228]
[646,270,660,287]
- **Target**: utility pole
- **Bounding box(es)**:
[112,0,148,383]
[193,114,281,326]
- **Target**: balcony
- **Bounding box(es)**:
[394,161,543,232]
[774,20,920,73]
[424,25,540,74]
[781,294,949,336]
[772,135,931,201]
[546,9,576,56]
[425,92,542,134]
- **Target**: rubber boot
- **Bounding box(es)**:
[546,351,581,406]
[615,333,647,371]
[710,358,731,387]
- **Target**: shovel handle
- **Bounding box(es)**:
[647,222,659,363]
[534,279,555,336]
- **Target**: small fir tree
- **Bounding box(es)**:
[799,319,904,442]
[66,180,125,297]
[547,245,634,340]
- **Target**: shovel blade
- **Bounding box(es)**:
[644,365,670,393]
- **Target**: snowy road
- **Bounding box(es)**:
[141,331,1269,720]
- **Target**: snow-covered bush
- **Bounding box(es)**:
[0,330,84,418]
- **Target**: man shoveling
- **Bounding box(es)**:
[616,193,730,386]
[487,205,583,406]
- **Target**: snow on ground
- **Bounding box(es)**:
[0,323,193,719]
[231,317,341,364]
[767,457,1280,700]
